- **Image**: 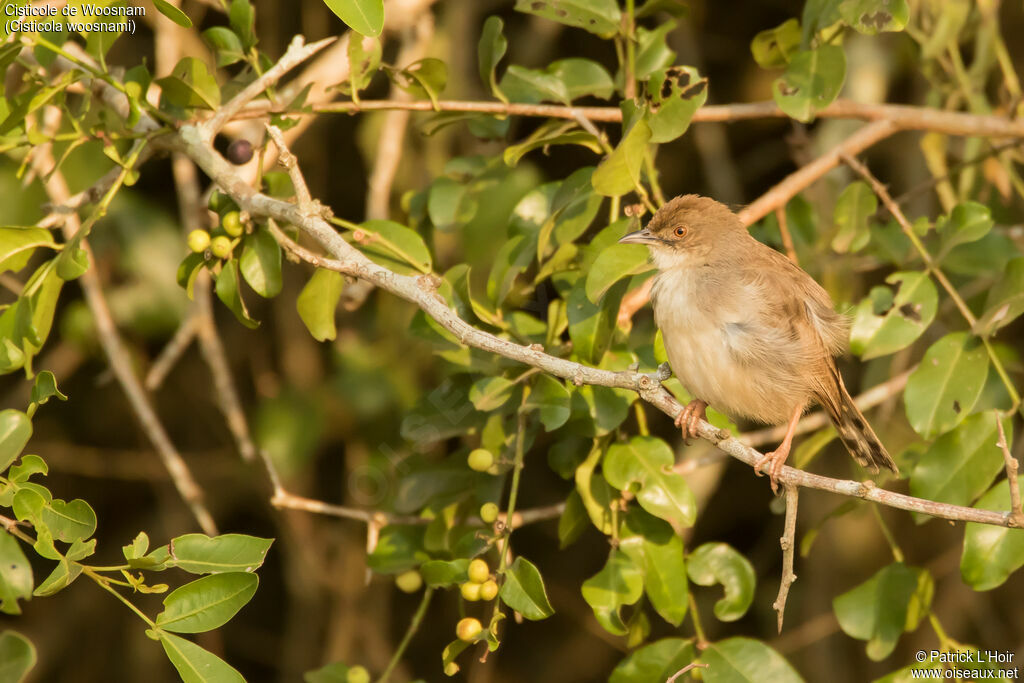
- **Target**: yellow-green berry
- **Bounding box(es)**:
[459,581,481,601]
[395,570,422,594]
[222,211,244,237]
[456,617,482,642]
[467,448,494,472]
[467,558,489,584]
[444,662,460,676]
[346,666,370,683]
[479,502,499,524]
[479,579,499,601]
[187,229,211,253]
[210,236,233,259]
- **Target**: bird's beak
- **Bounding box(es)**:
[618,228,657,245]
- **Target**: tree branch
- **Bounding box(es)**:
[996,416,1024,527]
[773,484,799,633]
[233,97,1024,139]
[166,121,1024,529]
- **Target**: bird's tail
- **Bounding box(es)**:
[819,366,899,475]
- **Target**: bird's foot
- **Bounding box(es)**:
[754,443,791,495]
[674,399,708,444]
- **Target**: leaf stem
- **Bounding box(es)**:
[376,587,434,683]
[687,590,708,647]
[870,504,904,563]
[83,567,157,628]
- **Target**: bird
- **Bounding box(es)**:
[618,194,898,492]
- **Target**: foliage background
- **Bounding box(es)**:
[1,0,1024,681]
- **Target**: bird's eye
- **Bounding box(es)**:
[674,226,688,237]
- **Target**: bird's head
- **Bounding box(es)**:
[618,194,744,269]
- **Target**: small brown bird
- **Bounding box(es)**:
[619,195,898,490]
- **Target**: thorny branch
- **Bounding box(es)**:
[773,485,799,633]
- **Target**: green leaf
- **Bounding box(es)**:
[840,0,909,34]
[976,257,1024,335]
[961,475,1024,591]
[240,226,283,298]
[499,557,554,620]
[849,272,938,359]
[0,630,35,682]
[567,278,626,364]
[201,27,244,67]
[469,376,516,412]
[33,558,82,597]
[367,525,429,574]
[751,18,801,68]
[831,180,877,253]
[153,0,193,27]
[478,16,507,102]
[593,119,652,197]
[229,0,256,50]
[936,201,993,257]
[142,534,273,574]
[523,375,571,431]
[323,0,384,36]
[904,332,989,440]
[176,253,206,300]
[427,177,478,231]
[156,57,221,110]
[773,45,846,123]
[700,638,804,683]
[501,59,613,105]
[0,532,33,615]
[30,371,67,407]
[389,58,447,107]
[558,490,588,548]
[0,410,31,475]
[610,638,694,683]
[0,227,56,274]
[644,66,708,143]
[686,542,756,622]
[156,573,258,633]
[513,0,622,37]
[604,436,696,527]
[581,549,643,635]
[7,455,46,483]
[585,244,651,304]
[41,498,96,543]
[356,220,432,274]
[159,632,245,683]
[419,559,468,587]
[910,413,1010,515]
[215,260,259,329]
[833,563,931,660]
[303,661,350,683]
[575,443,616,534]
[55,244,88,281]
[620,510,688,626]
[633,21,677,80]
[297,268,344,342]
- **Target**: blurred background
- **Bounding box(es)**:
[1,0,1024,681]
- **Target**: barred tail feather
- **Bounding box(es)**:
[819,367,899,475]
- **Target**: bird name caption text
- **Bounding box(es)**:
[4,4,144,36]
[912,649,1019,679]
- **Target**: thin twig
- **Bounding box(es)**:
[666,662,708,683]
[200,35,337,140]
[739,121,898,226]
[377,587,434,683]
[841,152,1021,410]
[775,206,798,264]
[145,315,199,391]
[233,98,1024,139]
[773,484,799,634]
[996,416,1024,527]
[34,117,217,535]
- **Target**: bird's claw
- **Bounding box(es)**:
[754,449,788,495]
[674,399,708,445]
